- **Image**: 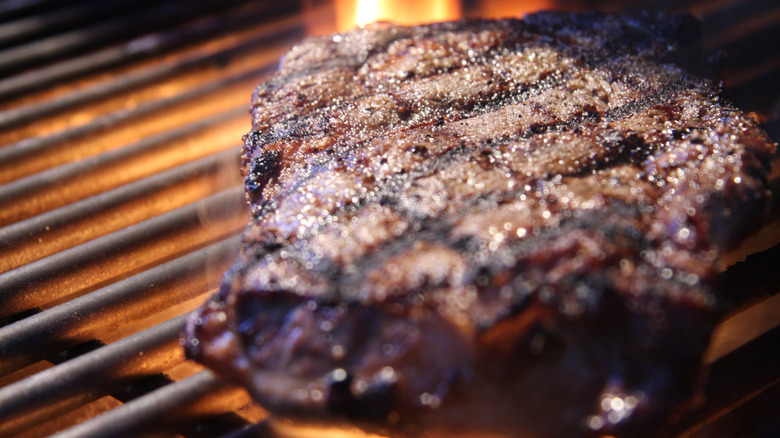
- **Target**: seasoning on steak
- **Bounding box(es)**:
[183,11,775,438]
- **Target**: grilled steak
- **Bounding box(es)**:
[184,11,775,437]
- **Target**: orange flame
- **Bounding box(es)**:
[339,0,461,30]
[475,0,561,19]
[324,0,563,33]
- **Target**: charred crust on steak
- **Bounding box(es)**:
[184,10,776,438]
[246,149,283,197]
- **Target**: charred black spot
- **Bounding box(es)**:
[581,104,601,122]
[409,145,428,156]
[326,370,355,414]
[353,379,398,421]
[618,132,655,165]
[527,123,547,134]
[243,130,275,149]
[247,150,283,195]
[590,130,656,172]
[398,105,413,121]
[327,370,397,422]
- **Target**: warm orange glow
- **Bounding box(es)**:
[314,1,571,35]
[328,0,569,33]
[473,0,561,19]
[339,0,461,30]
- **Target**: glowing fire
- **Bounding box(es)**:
[476,0,561,19]
[304,1,563,35]
[352,0,460,28]
[336,0,558,31]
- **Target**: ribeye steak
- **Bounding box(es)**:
[184,11,775,437]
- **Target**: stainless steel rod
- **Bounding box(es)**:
[0,234,242,374]
[0,315,187,436]
[0,62,273,166]
[0,146,241,251]
[0,14,301,127]
[0,1,299,101]
[0,184,245,317]
[51,371,240,438]
[0,0,249,74]
[0,108,244,205]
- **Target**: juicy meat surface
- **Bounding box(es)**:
[184,11,775,437]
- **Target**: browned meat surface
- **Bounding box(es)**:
[183,11,776,437]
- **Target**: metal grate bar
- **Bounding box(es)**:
[688,384,780,438]
[0,184,246,318]
[219,422,276,438]
[670,324,780,436]
[697,0,779,45]
[0,146,242,270]
[721,239,780,308]
[51,371,254,438]
[695,0,780,117]
[0,0,254,75]
[0,0,69,21]
[0,0,71,23]
[0,315,187,436]
[0,10,303,124]
[0,107,245,225]
[0,0,159,48]
[0,0,276,435]
[0,60,280,180]
[0,233,242,374]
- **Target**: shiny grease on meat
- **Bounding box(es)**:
[184,11,775,437]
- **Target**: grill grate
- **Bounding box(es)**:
[0,0,302,435]
[0,1,778,437]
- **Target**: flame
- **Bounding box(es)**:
[353,0,382,27]
[475,0,561,18]
[323,1,564,34]
[340,0,461,30]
